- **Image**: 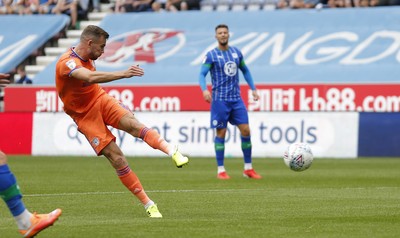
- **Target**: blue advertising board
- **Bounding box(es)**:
[0,15,70,73]
[33,7,400,85]
[358,113,400,157]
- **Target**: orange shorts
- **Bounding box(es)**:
[70,94,131,155]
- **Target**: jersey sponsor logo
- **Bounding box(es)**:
[224,61,237,76]
[66,59,76,70]
[97,29,185,67]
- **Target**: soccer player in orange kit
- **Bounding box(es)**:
[55,25,189,218]
[0,73,62,238]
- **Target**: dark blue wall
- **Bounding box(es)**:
[358,113,400,157]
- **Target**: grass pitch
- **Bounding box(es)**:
[0,156,399,238]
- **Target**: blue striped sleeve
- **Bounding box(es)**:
[240,60,256,90]
[199,64,211,91]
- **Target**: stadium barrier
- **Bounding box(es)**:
[4,84,400,113]
[1,111,399,158]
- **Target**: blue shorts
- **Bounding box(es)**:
[210,99,249,129]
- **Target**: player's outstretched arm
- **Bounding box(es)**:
[71,65,144,84]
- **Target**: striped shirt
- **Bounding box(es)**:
[203,46,244,101]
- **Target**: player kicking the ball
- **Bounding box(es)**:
[55,25,189,218]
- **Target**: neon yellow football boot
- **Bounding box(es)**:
[171,145,189,168]
[146,204,163,218]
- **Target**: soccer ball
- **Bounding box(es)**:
[283,143,313,172]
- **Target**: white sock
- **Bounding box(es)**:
[15,209,32,230]
[244,163,253,170]
[144,200,155,210]
[217,166,226,174]
[168,145,176,156]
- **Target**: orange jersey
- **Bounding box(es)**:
[55,48,105,116]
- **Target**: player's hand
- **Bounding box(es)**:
[0,73,10,87]
[127,65,144,77]
[252,90,259,101]
[0,73,10,79]
[203,90,211,103]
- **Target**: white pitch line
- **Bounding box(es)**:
[22,186,399,198]
[24,188,266,197]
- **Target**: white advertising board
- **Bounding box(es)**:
[32,112,358,158]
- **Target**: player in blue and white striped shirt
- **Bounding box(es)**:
[199,24,262,180]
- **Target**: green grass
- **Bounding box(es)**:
[1,156,399,238]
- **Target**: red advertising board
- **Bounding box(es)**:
[4,85,208,112]
[3,84,400,112]
[0,113,33,154]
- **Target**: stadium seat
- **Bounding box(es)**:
[231,0,247,11]
[247,0,262,10]
[262,0,276,10]
[200,0,217,11]
[215,0,231,11]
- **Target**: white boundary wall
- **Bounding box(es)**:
[32,112,358,158]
